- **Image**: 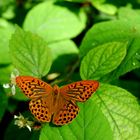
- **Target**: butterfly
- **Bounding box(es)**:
[16,76,99,125]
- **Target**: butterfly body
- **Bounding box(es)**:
[16,76,99,125]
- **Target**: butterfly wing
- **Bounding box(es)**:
[16,76,53,122]
[52,100,79,125]
[60,80,99,102]
[16,76,53,99]
[29,97,52,122]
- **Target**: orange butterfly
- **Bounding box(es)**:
[16,76,99,125]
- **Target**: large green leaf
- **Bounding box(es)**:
[79,17,139,57]
[0,65,13,84]
[48,39,79,73]
[40,99,113,140]
[91,0,117,15]
[111,79,140,98]
[118,7,140,21]
[93,84,140,139]
[9,26,52,77]
[23,1,86,43]
[80,9,140,80]
[56,0,86,3]
[80,42,127,80]
[0,18,14,64]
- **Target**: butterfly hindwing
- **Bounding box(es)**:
[29,97,52,122]
[16,76,53,98]
[52,101,79,125]
[60,80,99,102]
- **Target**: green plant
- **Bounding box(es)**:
[1,0,140,140]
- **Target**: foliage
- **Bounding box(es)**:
[0,0,140,140]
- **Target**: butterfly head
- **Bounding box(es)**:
[53,85,60,95]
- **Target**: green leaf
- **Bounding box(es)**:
[40,99,113,140]
[0,65,13,84]
[111,79,140,98]
[10,26,52,77]
[48,39,79,73]
[79,20,133,57]
[63,0,86,2]
[118,7,140,21]
[80,41,127,80]
[93,84,140,139]
[101,39,140,82]
[0,18,14,64]
[23,1,86,43]
[80,12,140,80]
[91,0,117,15]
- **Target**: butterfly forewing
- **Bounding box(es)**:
[16,76,53,98]
[60,80,99,102]
[52,101,79,125]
